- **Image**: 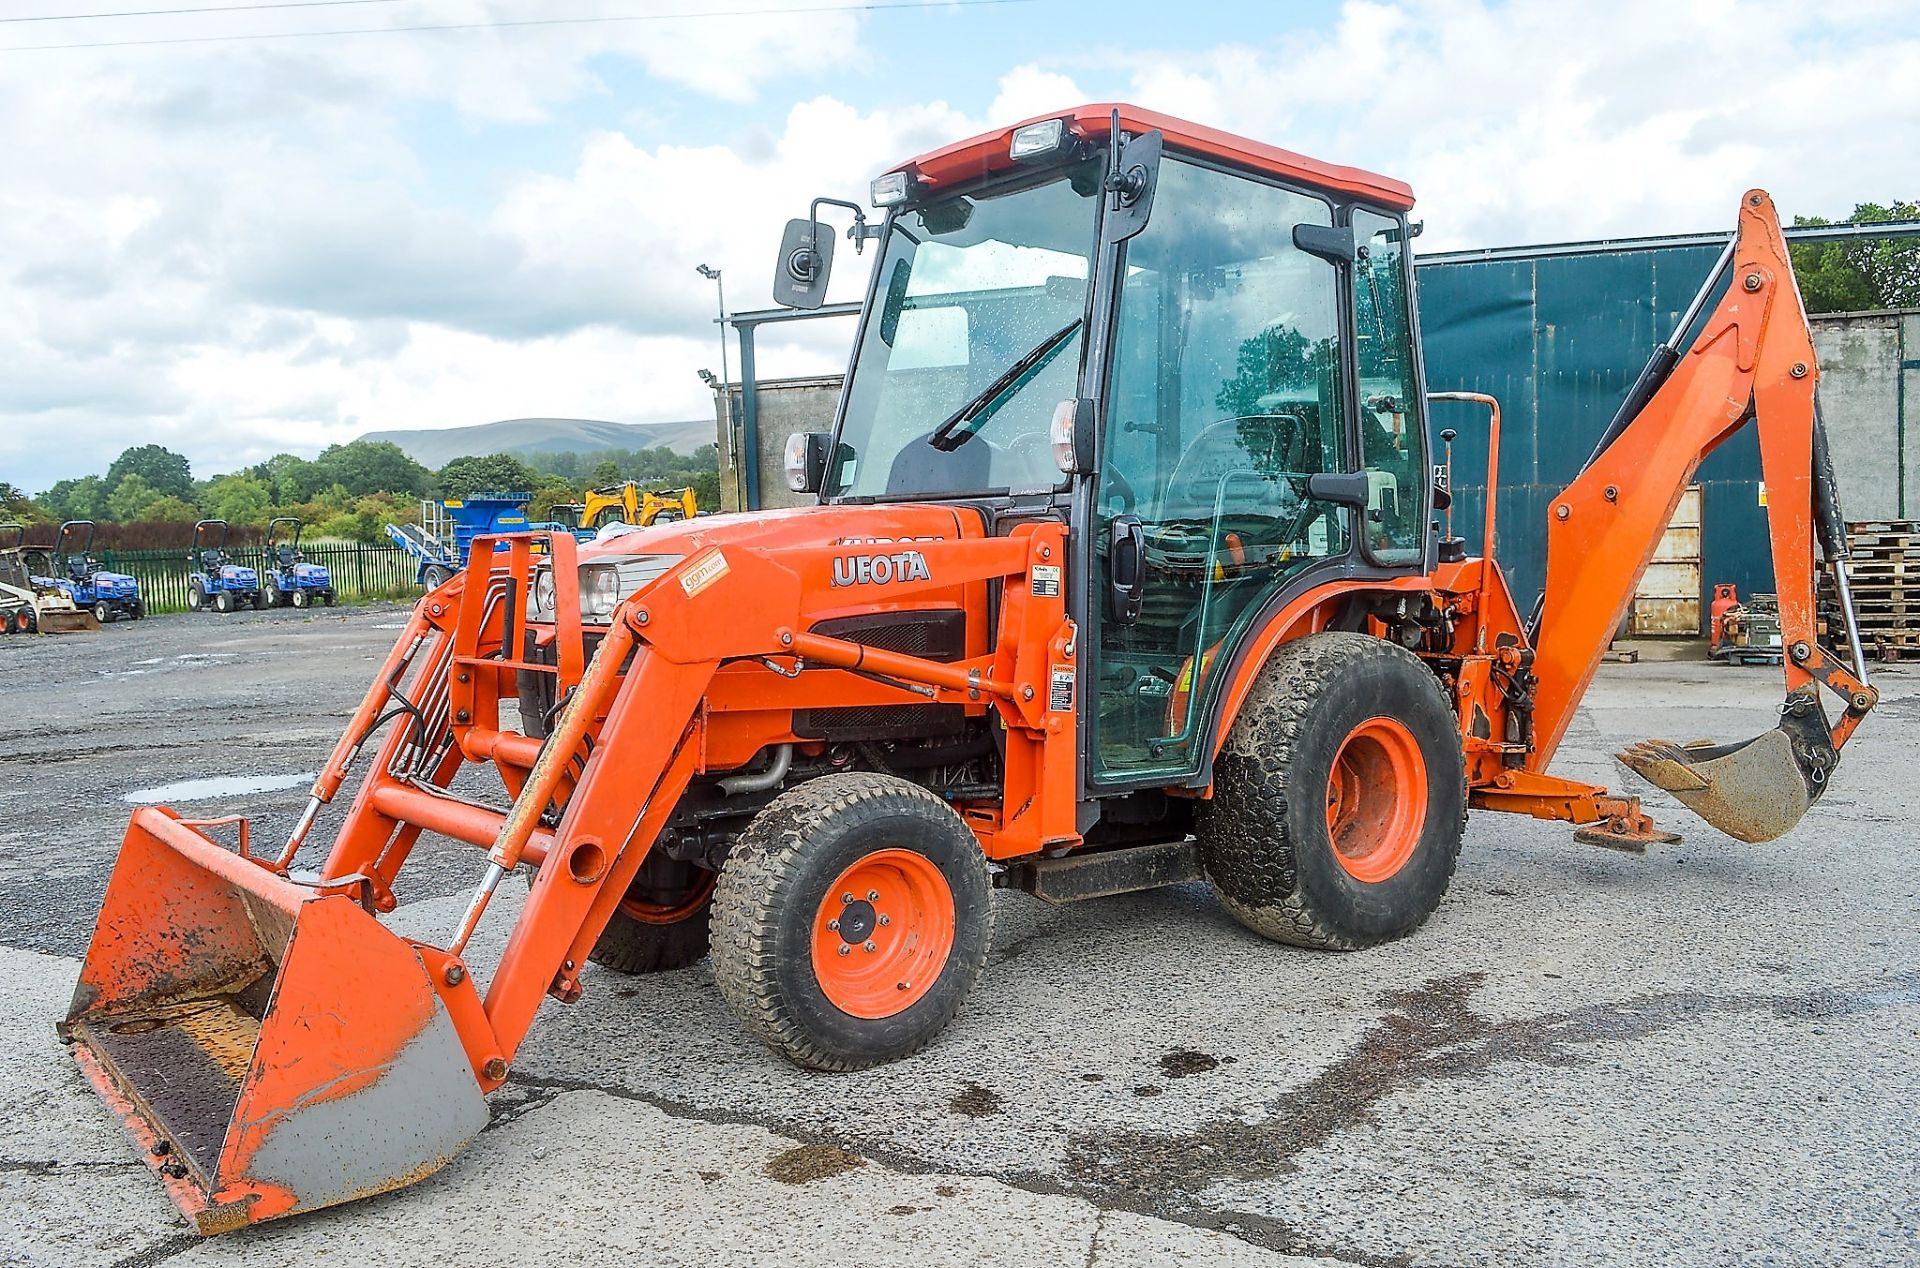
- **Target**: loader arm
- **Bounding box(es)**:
[1525,190,1876,840]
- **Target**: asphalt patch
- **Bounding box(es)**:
[949,1080,1002,1117]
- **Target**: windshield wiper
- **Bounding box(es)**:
[926,318,1082,452]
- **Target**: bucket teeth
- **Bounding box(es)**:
[1617,739,1714,792]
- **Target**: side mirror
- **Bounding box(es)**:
[773,217,834,310]
[783,431,832,494]
[1102,119,1162,244]
[1304,471,1371,508]
[1293,223,1356,264]
[1107,514,1145,626]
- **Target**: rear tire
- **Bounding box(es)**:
[1197,632,1465,950]
[589,854,716,974]
[711,772,991,1072]
[422,565,452,591]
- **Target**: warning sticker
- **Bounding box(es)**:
[1049,665,1075,713]
[678,550,730,597]
[1031,564,1062,598]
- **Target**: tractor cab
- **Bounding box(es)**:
[778,105,1433,789]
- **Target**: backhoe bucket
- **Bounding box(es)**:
[61,808,488,1234]
[1618,697,1834,843]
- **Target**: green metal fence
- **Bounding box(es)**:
[96,542,419,614]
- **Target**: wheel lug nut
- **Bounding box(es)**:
[863,940,877,952]
[842,892,854,904]
[827,919,840,932]
[877,914,890,926]
[837,945,851,956]
[896,981,910,991]
[865,890,878,901]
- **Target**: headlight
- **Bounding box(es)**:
[576,554,681,623]
[527,565,557,622]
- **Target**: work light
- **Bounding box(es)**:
[1009,118,1067,161]
[870,170,913,207]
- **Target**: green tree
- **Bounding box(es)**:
[437,454,539,500]
[107,473,162,521]
[40,475,109,521]
[588,458,622,488]
[141,495,200,524]
[106,445,193,503]
[0,482,50,524]
[251,453,324,505]
[312,440,430,498]
[205,474,273,525]
[1790,201,1920,313]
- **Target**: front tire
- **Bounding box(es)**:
[93,601,112,625]
[422,565,453,591]
[291,589,308,609]
[1197,632,1465,950]
[214,590,232,614]
[188,582,205,612]
[711,772,991,1072]
[589,853,716,974]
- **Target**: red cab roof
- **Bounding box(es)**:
[897,103,1414,212]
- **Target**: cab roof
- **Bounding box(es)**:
[896,103,1414,213]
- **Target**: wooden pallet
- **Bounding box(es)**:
[1841,522,1918,660]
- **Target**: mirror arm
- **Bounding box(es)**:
[809,196,880,255]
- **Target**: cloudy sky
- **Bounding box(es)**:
[4,0,1917,493]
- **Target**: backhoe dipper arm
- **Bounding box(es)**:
[1526,190,1875,842]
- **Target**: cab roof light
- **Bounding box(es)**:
[1008,118,1068,161]
[870,169,916,207]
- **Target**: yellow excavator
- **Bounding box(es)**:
[579,481,697,530]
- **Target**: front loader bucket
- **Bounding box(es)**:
[1618,695,1836,844]
[61,808,488,1234]
[38,607,100,633]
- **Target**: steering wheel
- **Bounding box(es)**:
[1099,465,1136,514]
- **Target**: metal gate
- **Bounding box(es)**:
[1631,485,1704,635]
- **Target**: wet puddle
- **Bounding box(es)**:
[122,773,314,804]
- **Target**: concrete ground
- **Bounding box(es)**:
[2,607,1916,1268]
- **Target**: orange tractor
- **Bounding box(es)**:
[64,105,1875,1232]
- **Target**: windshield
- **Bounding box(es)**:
[826,159,1101,500]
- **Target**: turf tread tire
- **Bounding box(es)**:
[710,772,991,1073]
[1197,631,1466,951]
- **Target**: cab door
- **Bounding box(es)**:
[1089,156,1357,785]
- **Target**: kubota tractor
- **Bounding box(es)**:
[64,106,1876,1234]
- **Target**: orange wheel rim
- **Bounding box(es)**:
[618,869,716,925]
[811,848,955,1019]
[1325,716,1427,883]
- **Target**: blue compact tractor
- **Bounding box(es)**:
[258,516,336,609]
[42,521,143,624]
[187,519,260,614]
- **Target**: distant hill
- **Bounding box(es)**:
[358,417,715,469]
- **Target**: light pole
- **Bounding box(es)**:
[696,264,740,508]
